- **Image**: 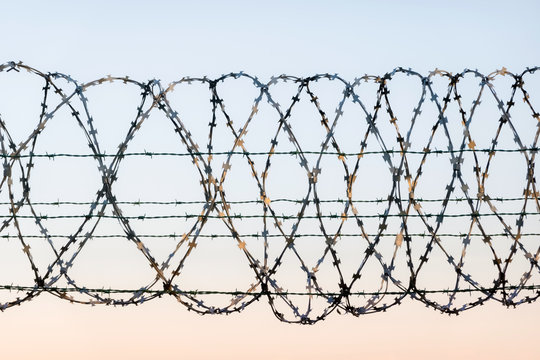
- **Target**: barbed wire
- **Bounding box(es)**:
[0,196,531,206]
[1,211,539,220]
[0,61,539,323]
[3,284,539,297]
[2,147,540,159]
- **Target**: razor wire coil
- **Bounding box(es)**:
[0,61,539,323]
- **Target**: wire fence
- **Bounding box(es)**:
[0,62,539,323]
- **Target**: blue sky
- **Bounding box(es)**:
[2,0,538,80]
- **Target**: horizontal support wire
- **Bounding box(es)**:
[0,212,539,220]
[1,148,539,158]
[2,232,539,239]
[1,284,539,297]
[0,196,531,206]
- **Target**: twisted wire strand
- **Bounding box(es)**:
[0,62,539,323]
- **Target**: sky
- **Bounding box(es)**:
[0,0,539,359]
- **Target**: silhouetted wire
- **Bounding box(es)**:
[0,61,539,323]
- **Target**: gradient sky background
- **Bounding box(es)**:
[1,0,539,359]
